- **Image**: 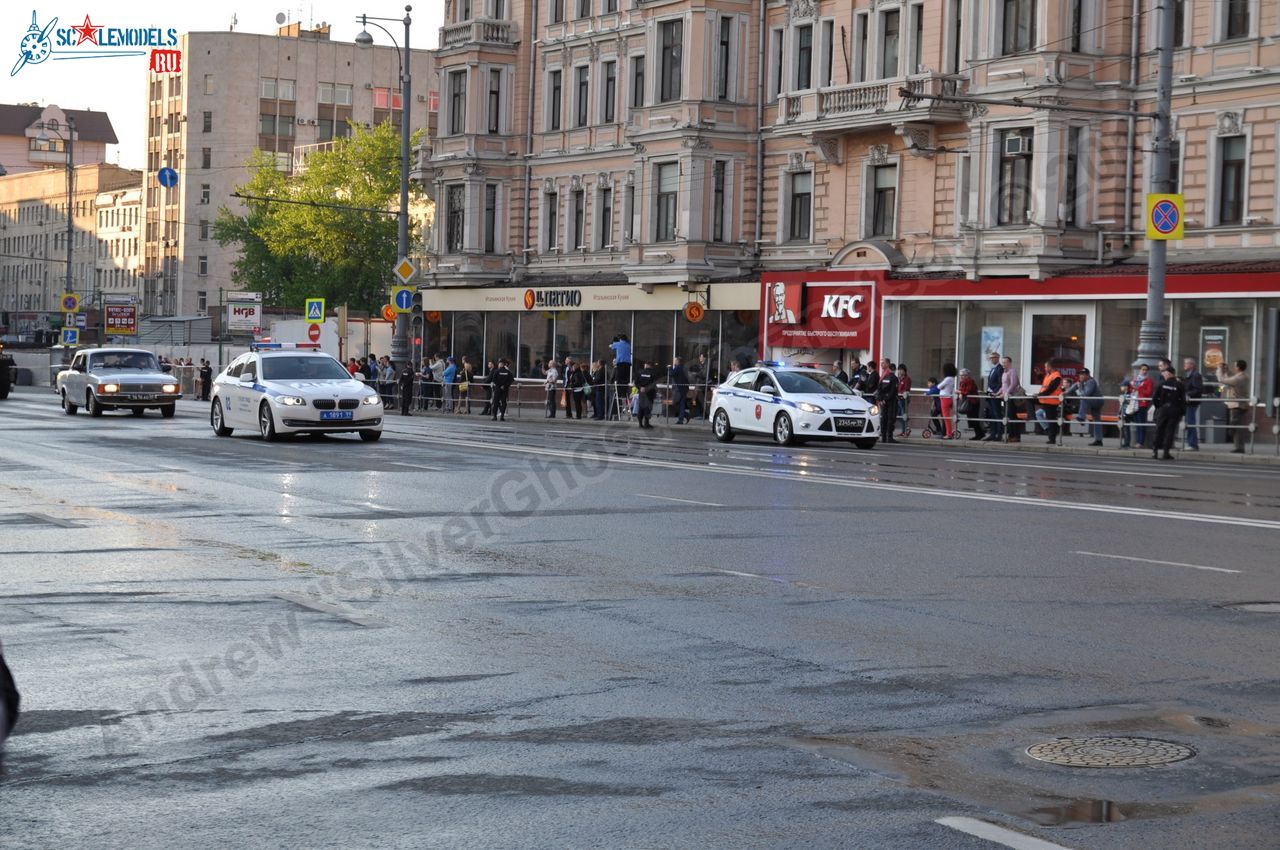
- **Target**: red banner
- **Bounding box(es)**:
[763,279,875,350]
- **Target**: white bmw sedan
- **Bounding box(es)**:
[210,345,383,441]
[710,363,881,448]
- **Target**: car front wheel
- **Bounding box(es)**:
[159,404,175,419]
[62,390,78,415]
[359,429,382,442]
[258,402,278,442]
[852,438,877,450]
[773,413,794,446]
[210,398,233,437]
[132,407,146,417]
[712,409,735,443]
[86,391,103,417]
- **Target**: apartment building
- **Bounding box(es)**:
[142,22,434,318]
[95,186,144,302]
[0,103,117,176]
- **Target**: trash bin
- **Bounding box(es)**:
[1199,400,1229,443]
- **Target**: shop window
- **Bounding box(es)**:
[632,310,674,372]
[958,302,1023,382]
[556,310,591,365]
[998,128,1034,226]
[870,164,897,237]
[898,302,958,384]
[880,10,900,79]
[520,313,555,377]
[1028,313,1087,386]
[788,171,812,242]
[722,309,761,373]
[1097,300,1150,392]
[659,20,683,102]
[446,185,465,252]
[1176,299,1255,394]
[453,312,484,366]
[485,312,518,368]
[656,163,679,241]
[1217,136,1246,226]
[1001,0,1036,55]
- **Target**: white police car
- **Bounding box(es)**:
[710,362,881,448]
[210,344,383,441]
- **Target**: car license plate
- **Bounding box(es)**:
[834,417,864,431]
[133,394,155,401]
[320,410,353,421]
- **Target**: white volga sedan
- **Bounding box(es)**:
[210,344,383,441]
[710,363,881,448]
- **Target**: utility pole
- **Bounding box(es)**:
[1134,0,1177,367]
[64,116,75,305]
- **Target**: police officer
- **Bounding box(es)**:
[874,357,899,443]
[1151,365,1187,460]
[490,358,514,421]
[397,361,416,416]
[634,359,659,429]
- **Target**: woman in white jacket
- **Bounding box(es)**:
[937,363,957,439]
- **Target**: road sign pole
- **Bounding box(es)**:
[1135,0,1176,369]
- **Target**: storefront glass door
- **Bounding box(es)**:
[1022,304,1095,387]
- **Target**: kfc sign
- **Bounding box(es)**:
[763,278,875,350]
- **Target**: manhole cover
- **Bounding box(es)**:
[1026,737,1196,768]
[1224,602,1280,613]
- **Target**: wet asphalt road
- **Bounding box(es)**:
[1,389,1278,849]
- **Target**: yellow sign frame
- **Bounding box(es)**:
[1145,193,1184,241]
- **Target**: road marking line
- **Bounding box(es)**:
[713,568,769,579]
[24,512,84,528]
[273,592,389,627]
[1073,551,1241,574]
[637,493,725,507]
[390,432,1280,532]
[947,458,1179,478]
[935,817,1075,850]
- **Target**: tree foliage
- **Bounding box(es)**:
[214,124,428,312]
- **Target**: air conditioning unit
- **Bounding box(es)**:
[365,82,374,90]
[1003,134,1032,156]
[296,117,307,125]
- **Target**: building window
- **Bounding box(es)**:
[448,71,467,135]
[573,190,586,249]
[204,74,214,95]
[260,114,294,137]
[603,61,617,122]
[460,0,472,19]
[855,13,869,82]
[484,184,497,253]
[599,186,613,248]
[446,185,465,252]
[260,77,276,98]
[488,69,502,134]
[1002,0,1036,55]
[998,128,1034,225]
[624,185,635,241]
[200,184,211,204]
[200,219,210,240]
[1168,138,1181,193]
[201,148,211,169]
[1218,136,1246,225]
[318,82,353,105]
[197,291,207,313]
[278,79,296,100]
[821,20,835,87]
[578,0,590,18]
[549,70,563,130]
[605,0,617,11]
[789,171,812,242]
[373,87,403,109]
[493,0,505,18]
[1173,0,1186,46]
[712,160,727,242]
[1063,126,1081,226]
[796,25,813,90]
[552,0,564,24]
[880,10,900,79]
[656,162,678,241]
[1224,0,1249,39]
[545,191,559,250]
[769,29,784,98]
[659,19,683,102]
[575,66,590,127]
[1069,0,1083,51]
[197,256,209,276]
[717,17,734,100]
[911,4,924,72]
[631,56,645,108]
[871,164,897,237]
[202,111,212,132]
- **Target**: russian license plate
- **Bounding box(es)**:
[133,394,155,401]
[320,410,353,421]
[834,417,864,431]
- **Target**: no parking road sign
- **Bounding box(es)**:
[1146,194,1184,241]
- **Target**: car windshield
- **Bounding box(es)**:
[775,371,856,395]
[261,356,351,381]
[90,352,159,371]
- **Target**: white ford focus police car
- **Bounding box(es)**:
[210,344,383,441]
[710,362,881,448]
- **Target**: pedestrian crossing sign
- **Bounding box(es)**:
[305,298,325,322]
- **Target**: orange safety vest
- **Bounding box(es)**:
[1039,370,1063,405]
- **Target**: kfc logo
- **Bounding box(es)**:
[819,294,864,320]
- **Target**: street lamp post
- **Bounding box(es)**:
[356,5,413,366]
[37,116,76,312]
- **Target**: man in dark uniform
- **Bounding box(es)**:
[874,357,899,443]
[198,359,214,401]
[490,358,514,421]
[833,361,849,385]
[1151,365,1187,460]
[398,361,416,416]
[634,360,659,429]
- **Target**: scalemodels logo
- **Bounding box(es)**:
[10,10,180,77]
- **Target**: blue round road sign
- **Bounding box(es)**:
[1152,199,1179,234]
[157,167,178,188]
[393,288,414,310]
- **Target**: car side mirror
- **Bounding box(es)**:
[762,385,778,395]
[239,373,256,384]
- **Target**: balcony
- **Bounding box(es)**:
[773,74,967,136]
[438,18,517,50]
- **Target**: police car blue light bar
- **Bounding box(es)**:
[250,342,322,351]
[755,360,788,367]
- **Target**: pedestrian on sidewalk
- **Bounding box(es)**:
[1182,357,1204,450]
[1131,364,1154,448]
[199,359,213,401]
[876,357,899,443]
[983,353,1004,441]
[670,356,690,424]
[543,359,560,418]
[442,357,457,413]
[634,360,659,428]
[610,335,632,400]
[398,361,415,416]
[937,364,957,439]
[1216,359,1249,453]
[957,367,984,440]
[480,359,496,416]
[565,361,586,419]
[490,358,514,421]
[1068,367,1104,445]
[590,360,607,420]
[1000,356,1022,442]
[832,360,850,385]
[1036,361,1064,445]
[1151,365,1187,460]
[895,363,912,436]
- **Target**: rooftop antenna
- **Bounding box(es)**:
[230,13,237,31]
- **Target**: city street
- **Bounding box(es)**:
[1,389,1278,849]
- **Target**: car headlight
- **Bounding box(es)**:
[101,383,119,393]
[362,395,382,405]
[161,384,177,393]
[869,404,881,416]
[279,395,306,406]
[797,402,825,414]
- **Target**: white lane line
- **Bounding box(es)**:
[947,458,1179,478]
[390,432,1280,532]
[388,461,445,471]
[712,567,828,590]
[713,568,771,579]
[273,592,389,628]
[935,817,1075,850]
[1073,551,1241,574]
[637,493,725,507]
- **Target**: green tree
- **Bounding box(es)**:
[214,124,427,313]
